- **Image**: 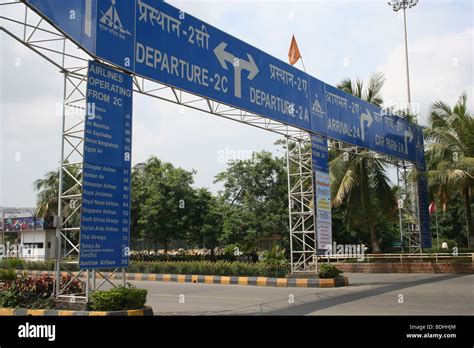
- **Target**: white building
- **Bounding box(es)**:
[1,207,55,261]
[20,229,56,260]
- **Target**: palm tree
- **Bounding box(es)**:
[330,73,396,253]
[34,169,60,218]
[336,73,385,107]
[424,93,474,247]
[34,163,81,219]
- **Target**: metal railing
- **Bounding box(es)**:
[318,253,474,263]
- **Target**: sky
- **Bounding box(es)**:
[0,0,473,208]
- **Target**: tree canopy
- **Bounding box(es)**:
[34,81,473,253]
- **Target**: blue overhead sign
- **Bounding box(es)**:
[96,0,135,71]
[79,60,133,269]
[324,84,417,162]
[133,0,316,132]
[25,0,422,163]
[24,0,97,55]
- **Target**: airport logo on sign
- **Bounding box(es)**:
[312,96,326,116]
[99,0,131,39]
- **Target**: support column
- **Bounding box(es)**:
[55,64,88,298]
[286,134,317,273]
[396,162,421,253]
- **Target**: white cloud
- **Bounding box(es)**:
[1,30,64,206]
[378,29,474,125]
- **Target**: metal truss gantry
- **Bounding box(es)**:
[1,0,422,284]
[286,136,317,273]
[0,1,316,281]
[396,162,422,253]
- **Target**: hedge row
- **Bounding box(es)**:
[128,261,289,278]
[0,259,51,271]
[0,259,289,278]
[129,253,243,262]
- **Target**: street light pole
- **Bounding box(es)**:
[402,6,412,110]
[388,0,418,117]
[389,0,421,255]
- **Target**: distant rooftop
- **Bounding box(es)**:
[0,207,37,218]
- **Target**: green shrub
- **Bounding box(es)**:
[0,274,83,309]
[261,246,287,265]
[89,284,147,311]
[129,261,288,277]
[0,258,58,271]
[60,262,79,272]
[223,244,240,256]
[20,260,45,271]
[2,259,290,279]
[0,288,20,308]
[318,264,343,278]
[0,258,24,270]
[130,253,237,262]
[458,248,474,253]
[0,269,17,281]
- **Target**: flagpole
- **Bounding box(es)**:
[296,50,317,273]
[435,202,440,250]
[300,57,307,73]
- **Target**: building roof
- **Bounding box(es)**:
[0,207,36,219]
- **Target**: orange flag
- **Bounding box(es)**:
[288,35,301,65]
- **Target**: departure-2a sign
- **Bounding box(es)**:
[24,0,423,164]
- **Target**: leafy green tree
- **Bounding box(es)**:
[330,73,396,253]
[132,156,195,253]
[130,162,146,247]
[185,188,224,256]
[215,150,288,253]
[424,93,474,246]
[430,194,468,248]
[199,197,225,256]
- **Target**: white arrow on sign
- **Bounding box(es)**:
[360,108,373,141]
[214,42,259,98]
[84,0,93,38]
[404,127,413,154]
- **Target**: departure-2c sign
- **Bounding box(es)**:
[25,0,424,164]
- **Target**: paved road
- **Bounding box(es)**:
[106,273,474,315]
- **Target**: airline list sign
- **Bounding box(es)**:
[79,60,133,269]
